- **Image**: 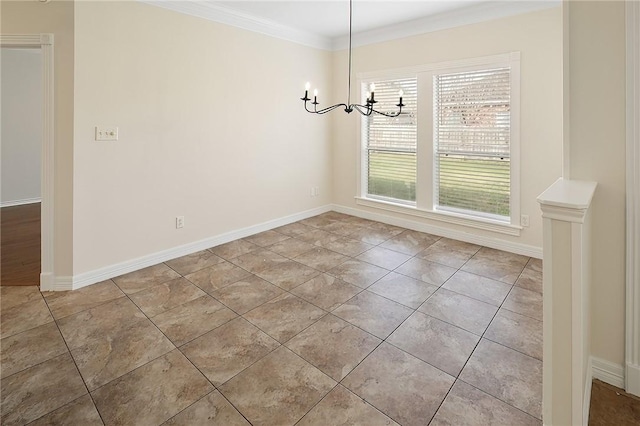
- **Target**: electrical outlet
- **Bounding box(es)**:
[176,216,185,229]
[314,186,320,197]
[95,126,118,141]
[521,214,530,227]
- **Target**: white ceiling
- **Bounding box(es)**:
[142,0,560,50]
[213,1,482,39]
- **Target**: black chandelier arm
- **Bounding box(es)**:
[351,104,373,116]
[302,99,349,115]
[350,103,404,117]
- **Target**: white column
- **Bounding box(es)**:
[538,178,597,426]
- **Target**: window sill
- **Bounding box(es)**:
[354,196,522,236]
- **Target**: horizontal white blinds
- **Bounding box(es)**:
[365,78,418,202]
[434,67,511,217]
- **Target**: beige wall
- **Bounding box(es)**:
[568,1,627,367]
[331,7,563,252]
[1,48,42,204]
[1,0,74,276]
[72,1,332,274]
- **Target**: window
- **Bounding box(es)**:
[433,67,511,220]
[359,53,520,232]
[363,78,417,204]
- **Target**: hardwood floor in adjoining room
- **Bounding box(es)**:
[589,379,640,425]
[1,203,41,286]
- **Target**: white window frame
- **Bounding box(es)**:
[359,76,418,206]
[356,52,522,236]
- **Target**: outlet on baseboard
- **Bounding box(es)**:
[521,214,530,227]
[176,216,185,229]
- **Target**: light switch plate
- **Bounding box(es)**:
[95,126,118,141]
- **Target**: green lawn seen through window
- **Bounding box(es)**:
[367,151,510,217]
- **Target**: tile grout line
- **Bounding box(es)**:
[5,213,542,425]
[38,292,108,426]
[173,219,535,424]
[426,260,541,424]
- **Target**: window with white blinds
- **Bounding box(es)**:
[358,53,520,231]
[433,67,511,219]
[364,77,418,203]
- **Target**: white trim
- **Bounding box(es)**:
[571,219,586,424]
[56,205,331,291]
[334,203,541,258]
[0,197,42,208]
[137,0,559,52]
[333,1,560,50]
[1,34,55,292]
[541,215,553,425]
[355,196,522,237]
[357,52,520,81]
[52,276,73,292]
[626,0,640,398]
[537,178,597,222]
[561,0,571,180]
[592,356,626,389]
[137,0,332,50]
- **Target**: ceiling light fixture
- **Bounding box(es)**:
[300,0,404,117]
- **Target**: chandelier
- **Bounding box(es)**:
[300,0,404,117]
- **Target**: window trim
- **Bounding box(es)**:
[361,78,418,205]
[357,52,521,233]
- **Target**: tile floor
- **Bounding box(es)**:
[0,212,543,425]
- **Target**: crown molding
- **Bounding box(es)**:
[138,0,333,50]
[333,0,561,50]
[139,0,559,52]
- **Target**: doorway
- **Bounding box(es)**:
[1,47,43,286]
[0,35,54,290]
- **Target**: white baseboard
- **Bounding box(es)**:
[51,276,73,292]
[1,197,41,208]
[39,272,54,292]
[332,203,543,258]
[626,362,640,396]
[592,356,625,389]
[60,205,332,291]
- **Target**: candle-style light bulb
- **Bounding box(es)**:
[370,83,376,92]
[399,89,404,97]
[314,89,318,97]
[303,81,311,101]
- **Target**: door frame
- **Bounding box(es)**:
[1,34,55,290]
[626,1,640,397]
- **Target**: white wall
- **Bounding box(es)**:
[331,7,563,253]
[568,0,627,370]
[72,1,332,274]
[2,0,75,277]
[1,48,42,205]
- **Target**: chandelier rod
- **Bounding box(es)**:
[347,0,353,108]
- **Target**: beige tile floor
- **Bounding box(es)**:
[0,212,543,425]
